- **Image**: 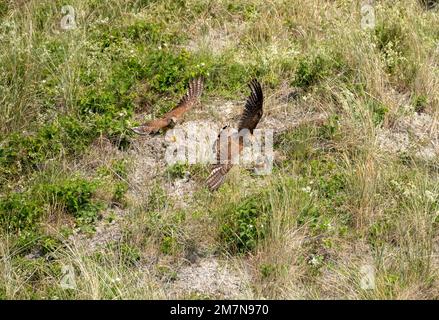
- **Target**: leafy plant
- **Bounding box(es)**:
[411,94,428,113]
[165,162,189,179]
[0,192,42,232]
[120,243,141,266]
[293,53,339,88]
[40,177,103,225]
[220,196,269,254]
[367,100,388,126]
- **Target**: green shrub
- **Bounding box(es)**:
[113,182,128,205]
[0,116,98,184]
[0,192,42,232]
[143,48,207,99]
[374,23,407,74]
[0,1,8,17]
[160,234,178,255]
[165,162,189,179]
[411,94,428,113]
[127,0,160,11]
[146,184,168,211]
[119,243,141,266]
[274,125,317,162]
[308,158,347,204]
[367,100,389,126]
[297,204,321,227]
[40,235,62,255]
[220,196,269,254]
[374,24,405,54]
[226,2,259,20]
[297,156,350,232]
[97,160,129,206]
[260,263,278,279]
[32,2,58,32]
[208,57,248,97]
[11,255,59,286]
[368,217,393,249]
[318,115,340,141]
[293,53,336,88]
[39,177,103,225]
[156,212,186,255]
[124,21,179,44]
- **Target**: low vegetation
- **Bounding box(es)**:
[1,0,439,299]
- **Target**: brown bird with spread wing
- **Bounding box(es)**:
[206,79,264,191]
[131,77,204,135]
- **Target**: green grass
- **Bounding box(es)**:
[1,0,439,300]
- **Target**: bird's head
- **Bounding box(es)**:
[131,125,151,135]
[168,117,178,128]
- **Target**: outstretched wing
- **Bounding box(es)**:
[165,77,204,119]
[206,162,234,191]
[131,77,204,135]
[206,126,232,191]
[238,79,263,133]
[206,126,242,191]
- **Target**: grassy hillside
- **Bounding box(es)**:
[1,0,439,299]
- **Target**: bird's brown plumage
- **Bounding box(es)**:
[238,79,264,133]
[131,77,204,135]
[206,79,263,191]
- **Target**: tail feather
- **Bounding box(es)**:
[189,77,204,100]
[180,77,204,106]
[206,164,232,191]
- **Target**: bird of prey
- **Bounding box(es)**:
[206,79,263,191]
[131,77,204,135]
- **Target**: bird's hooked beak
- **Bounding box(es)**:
[168,117,178,128]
